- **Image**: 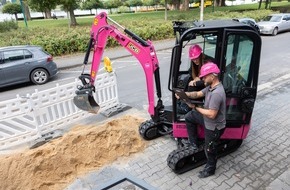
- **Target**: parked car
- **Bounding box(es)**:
[258,13,290,36]
[233,18,260,33]
[205,18,260,44]
[0,45,58,88]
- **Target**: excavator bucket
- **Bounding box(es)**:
[73,94,100,114]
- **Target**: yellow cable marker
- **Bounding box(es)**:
[104,56,112,73]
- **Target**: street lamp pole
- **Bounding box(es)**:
[20,0,28,28]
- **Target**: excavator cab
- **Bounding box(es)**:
[166,20,261,173]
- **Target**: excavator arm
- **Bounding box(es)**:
[73,12,164,121]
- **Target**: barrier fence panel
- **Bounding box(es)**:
[0,96,41,149]
[94,72,119,111]
[0,72,119,151]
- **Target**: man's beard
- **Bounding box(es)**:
[204,81,211,86]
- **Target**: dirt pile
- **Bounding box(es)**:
[0,115,147,190]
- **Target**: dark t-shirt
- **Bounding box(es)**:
[201,83,226,131]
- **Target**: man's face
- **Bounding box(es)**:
[202,74,214,86]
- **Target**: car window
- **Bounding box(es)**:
[0,53,3,64]
[264,15,282,22]
[24,49,33,59]
[285,15,290,21]
[3,50,24,63]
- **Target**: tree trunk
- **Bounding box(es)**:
[214,0,218,7]
[24,3,31,20]
[14,13,18,21]
[258,0,262,9]
[69,8,78,26]
[164,0,168,21]
[183,0,190,11]
[176,0,181,10]
[45,9,52,19]
[265,0,269,9]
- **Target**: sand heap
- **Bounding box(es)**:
[0,115,148,190]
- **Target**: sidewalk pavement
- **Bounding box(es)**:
[54,38,176,70]
[55,39,290,189]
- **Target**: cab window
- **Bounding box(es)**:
[223,34,254,95]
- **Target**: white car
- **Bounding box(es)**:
[258,13,290,36]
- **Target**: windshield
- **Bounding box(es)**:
[263,15,282,22]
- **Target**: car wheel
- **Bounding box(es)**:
[30,68,49,85]
[272,27,278,36]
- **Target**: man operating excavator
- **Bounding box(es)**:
[176,62,226,178]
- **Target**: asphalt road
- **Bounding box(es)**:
[1,32,290,108]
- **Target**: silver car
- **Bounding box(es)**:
[258,13,290,36]
[0,45,58,88]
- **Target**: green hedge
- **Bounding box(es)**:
[0,21,174,56]
[0,20,18,33]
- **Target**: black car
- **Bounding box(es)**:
[233,18,260,33]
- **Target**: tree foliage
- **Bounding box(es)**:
[28,0,58,12]
[104,0,122,9]
[28,0,58,18]
[81,0,104,10]
[127,0,142,7]
[2,3,22,20]
[59,0,81,26]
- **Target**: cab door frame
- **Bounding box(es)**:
[219,29,262,125]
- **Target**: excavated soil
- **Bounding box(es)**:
[0,115,148,190]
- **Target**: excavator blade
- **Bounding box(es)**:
[73,94,100,114]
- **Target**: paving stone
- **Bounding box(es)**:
[211,181,231,190]
[230,183,244,190]
[266,178,290,190]
[201,180,219,190]
[211,173,229,186]
[163,175,184,188]
[225,174,241,187]
[236,176,252,189]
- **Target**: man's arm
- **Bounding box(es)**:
[185,91,204,99]
[196,107,218,119]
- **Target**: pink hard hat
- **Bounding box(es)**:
[199,62,220,78]
[189,44,202,60]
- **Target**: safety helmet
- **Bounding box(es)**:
[199,62,220,78]
[189,44,202,60]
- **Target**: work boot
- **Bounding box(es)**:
[180,138,198,150]
[198,165,216,178]
[185,143,198,151]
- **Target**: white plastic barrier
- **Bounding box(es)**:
[0,72,118,151]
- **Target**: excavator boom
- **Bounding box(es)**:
[73,12,163,120]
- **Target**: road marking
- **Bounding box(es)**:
[258,73,290,92]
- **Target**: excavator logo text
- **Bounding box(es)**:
[127,42,140,54]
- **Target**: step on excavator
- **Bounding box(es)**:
[73,12,261,174]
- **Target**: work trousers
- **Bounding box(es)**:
[185,110,204,145]
[204,127,225,168]
[185,110,225,168]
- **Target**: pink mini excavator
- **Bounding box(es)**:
[74,12,261,174]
